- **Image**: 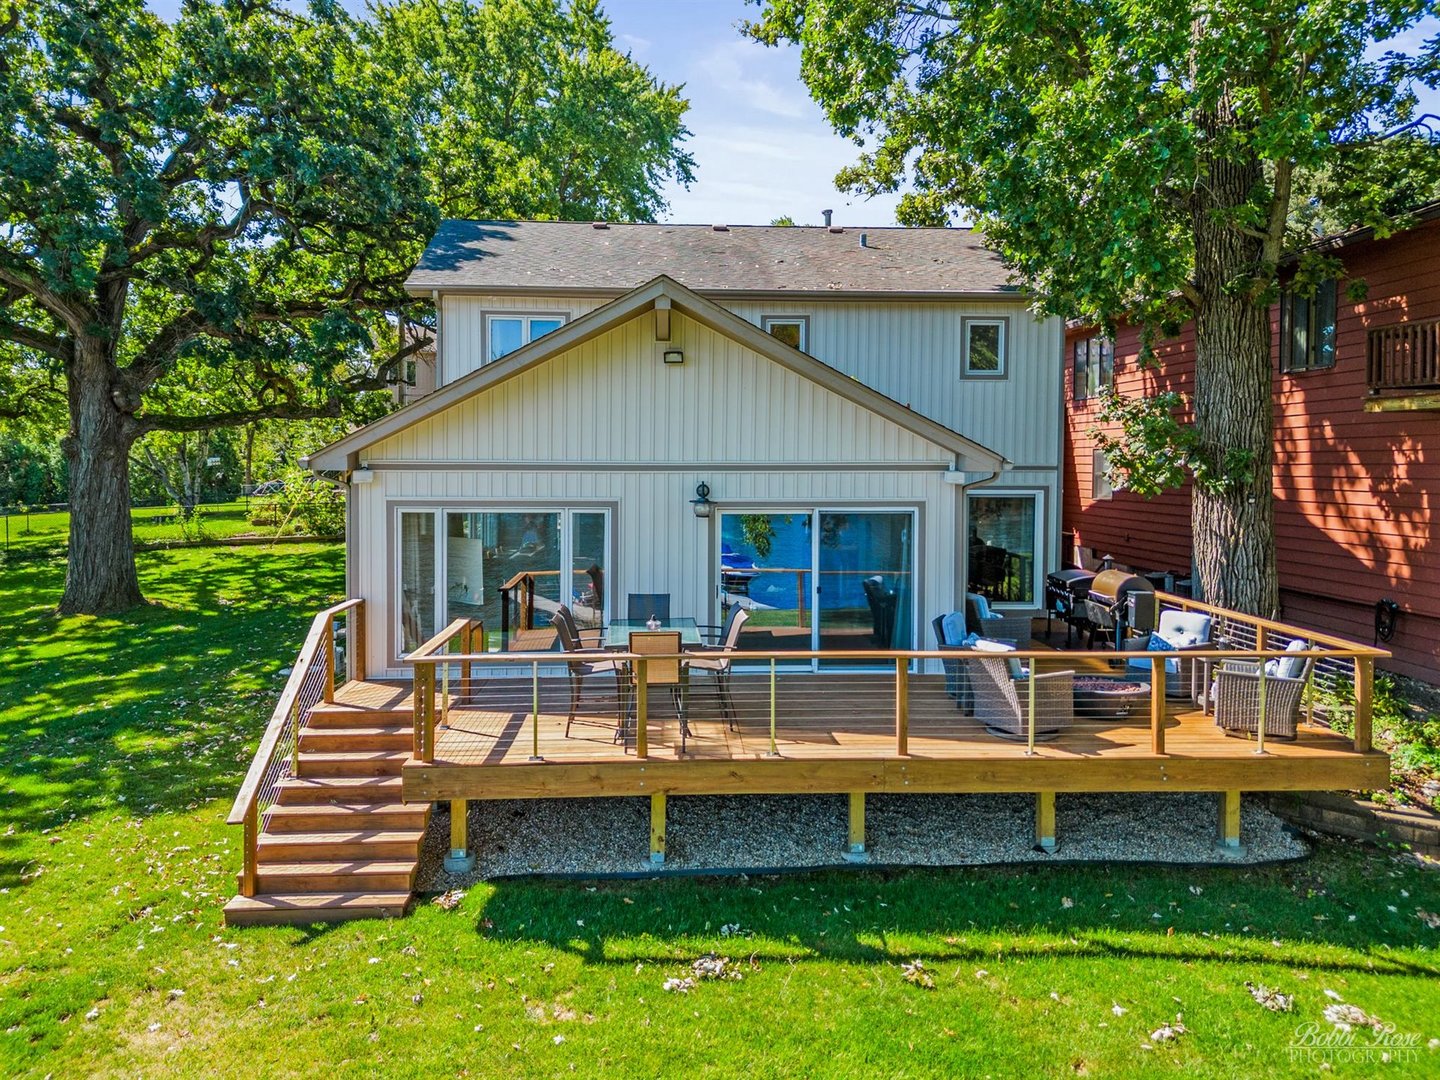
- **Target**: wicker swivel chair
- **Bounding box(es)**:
[968,655,1075,740]
[1212,640,1313,741]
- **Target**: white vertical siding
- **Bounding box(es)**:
[436,294,1061,469]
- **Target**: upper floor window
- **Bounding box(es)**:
[1073,335,1114,400]
[762,315,808,352]
[487,313,567,363]
[1279,279,1337,372]
[962,317,1008,377]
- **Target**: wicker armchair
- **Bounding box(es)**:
[1211,652,1313,741]
[965,592,1033,645]
[968,655,1074,740]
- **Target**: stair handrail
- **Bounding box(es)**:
[227,597,365,896]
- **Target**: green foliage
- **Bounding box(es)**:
[1092,389,1256,497]
[368,0,695,222]
[0,432,66,505]
[1312,673,1440,781]
[262,467,346,537]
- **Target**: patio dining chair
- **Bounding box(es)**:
[627,592,671,624]
[555,603,603,649]
[626,630,689,750]
[684,607,750,730]
[553,612,626,738]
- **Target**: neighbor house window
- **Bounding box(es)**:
[1279,279,1337,372]
[967,491,1041,605]
[1091,448,1115,500]
[762,315,808,351]
[486,313,567,363]
[962,317,1008,376]
[1073,335,1114,400]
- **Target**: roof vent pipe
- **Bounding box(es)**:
[859,233,868,248]
[821,209,833,227]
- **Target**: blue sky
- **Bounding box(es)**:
[146,1,1439,228]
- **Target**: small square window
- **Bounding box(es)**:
[1092,448,1114,500]
[962,318,1007,376]
[762,316,808,352]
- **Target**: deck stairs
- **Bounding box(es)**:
[223,698,428,926]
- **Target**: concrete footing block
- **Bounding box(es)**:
[443,850,476,873]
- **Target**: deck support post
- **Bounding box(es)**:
[844,791,869,863]
[635,659,649,760]
[1034,790,1056,853]
[444,798,476,873]
[1216,789,1246,857]
[649,791,666,864]
[1150,657,1166,755]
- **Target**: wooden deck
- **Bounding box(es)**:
[329,672,1389,803]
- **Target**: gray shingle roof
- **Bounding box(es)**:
[407,220,1018,296]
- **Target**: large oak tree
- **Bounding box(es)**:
[1,0,693,614]
[748,0,1439,615]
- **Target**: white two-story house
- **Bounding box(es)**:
[307,221,1064,678]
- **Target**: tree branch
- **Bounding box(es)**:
[0,258,93,335]
[0,311,71,361]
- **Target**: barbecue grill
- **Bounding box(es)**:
[1045,569,1097,643]
[1085,570,1157,649]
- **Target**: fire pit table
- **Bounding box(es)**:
[1072,677,1151,719]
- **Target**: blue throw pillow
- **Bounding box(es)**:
[1147,632,1177,652]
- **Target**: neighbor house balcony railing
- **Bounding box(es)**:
[1367,316,1440,392]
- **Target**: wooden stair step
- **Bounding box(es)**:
[223,891,413,926]
[276,775,404,803]
[296,750,409,778]
[306,702,412,728]
[257,829,425,861]
[299,725,413,752]
[255,859,418,893]
[265,801,427,831]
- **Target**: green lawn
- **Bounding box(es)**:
[1,546,1439,1077]
[1,500,304,560]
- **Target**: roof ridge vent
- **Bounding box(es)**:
[592,221,609,230]
[711,224,729,232]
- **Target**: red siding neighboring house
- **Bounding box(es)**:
[1064,205,1440,679]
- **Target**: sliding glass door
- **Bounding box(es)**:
[717,508,915,669]
[397,506,609,657]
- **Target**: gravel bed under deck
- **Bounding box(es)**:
[418,792,1307,890]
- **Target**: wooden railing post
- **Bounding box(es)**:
[635,658,649,759]
[1150,655,1166,754]
[1353,656,1374,753]
[352,599,367,682]
[895,656,909,756]
[322,622,336,703]
[524,575,536,631]
[1026,656,1038,756]
[241,802,258,898]
[1255,662,1268,755]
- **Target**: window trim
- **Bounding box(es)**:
[961,316,1009,378]
[965,488,1044,609]
[1091,448,1115,500]
[484,311,569,365]
[761,315,810,353]
[1278,278,1337,373]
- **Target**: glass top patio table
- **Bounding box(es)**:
[604,617,702,648]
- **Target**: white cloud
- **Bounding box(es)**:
[696,40,811,120]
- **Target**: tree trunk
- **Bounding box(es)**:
[1188,123,1279,617]
[59,337,143,615]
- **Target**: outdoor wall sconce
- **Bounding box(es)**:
[351,465,375,485]
[663,348,684,364]
[690,480,713,518]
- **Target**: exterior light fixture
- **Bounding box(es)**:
[690,480,712,518]
[663,348,684,364]
[351,465,375,485]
